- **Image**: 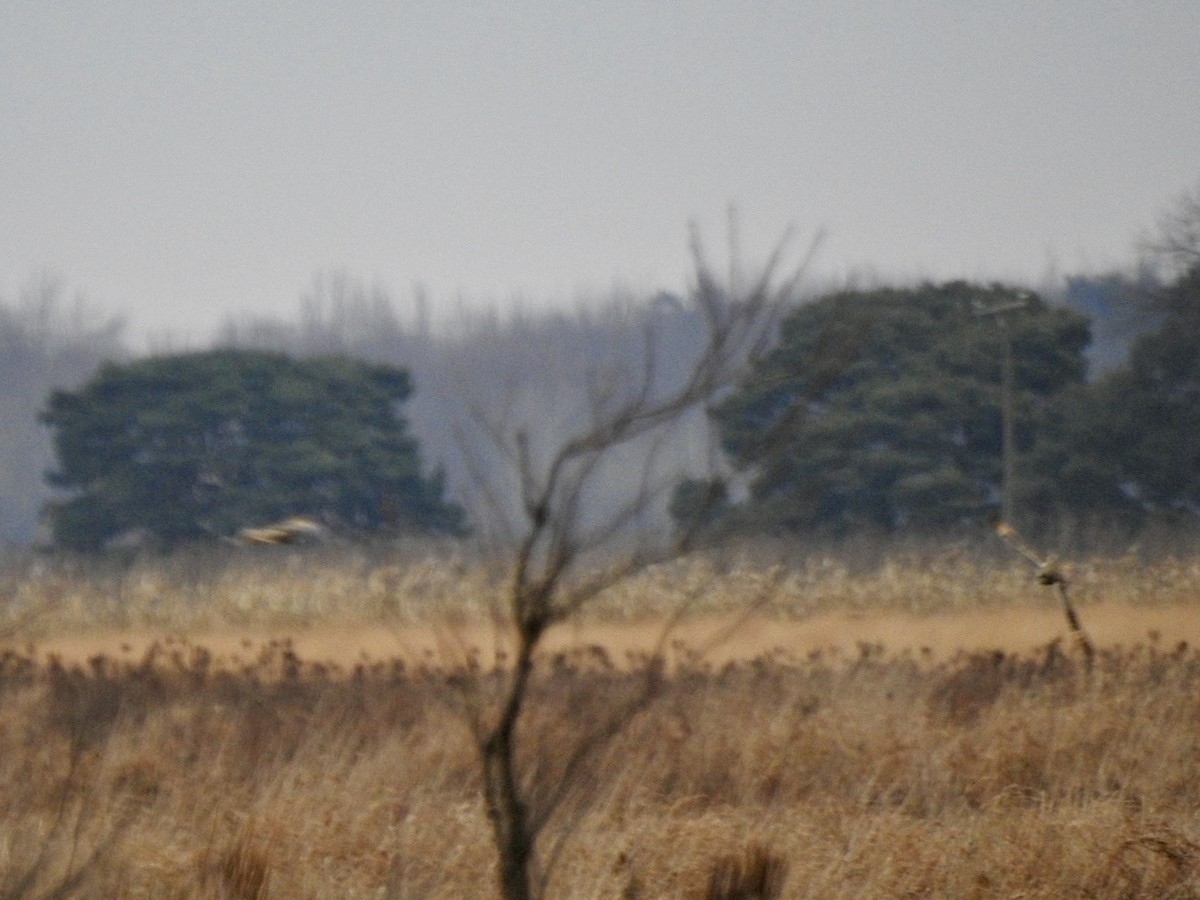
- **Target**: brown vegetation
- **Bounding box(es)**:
[0,551,1198,897]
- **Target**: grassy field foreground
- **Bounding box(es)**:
[0,549,1198,897]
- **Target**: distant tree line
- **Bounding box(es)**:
[7,182,1200,550]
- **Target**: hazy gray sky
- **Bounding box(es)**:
[3,1,1198,344]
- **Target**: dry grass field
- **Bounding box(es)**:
[1,545,1199,898]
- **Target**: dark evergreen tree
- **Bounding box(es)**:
[699,282,1091,535]
[1074,266,1200,522]
[41,349,465,549]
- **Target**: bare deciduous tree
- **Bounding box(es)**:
[1143,178,1200,279]
[0,274,125,545]
[456,221,818,900]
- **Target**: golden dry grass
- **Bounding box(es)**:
[6,542,1199,631]
[0,547,1198,898]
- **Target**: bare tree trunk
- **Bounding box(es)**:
[480,620,542,900]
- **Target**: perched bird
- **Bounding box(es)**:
[1036,566,1066,586]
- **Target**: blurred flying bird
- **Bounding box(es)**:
[236,516,326,546]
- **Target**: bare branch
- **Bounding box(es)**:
[1143,179,1200,278]
[463,221,818,899]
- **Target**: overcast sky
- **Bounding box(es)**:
[3,1,1198,345]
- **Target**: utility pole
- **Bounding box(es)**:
[973,294,1031,526]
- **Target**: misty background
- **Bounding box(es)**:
[4,2,1199,343]
[0,257,1164,547]
[2,2,1198,545]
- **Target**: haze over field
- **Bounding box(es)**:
[3,2,1199,344]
